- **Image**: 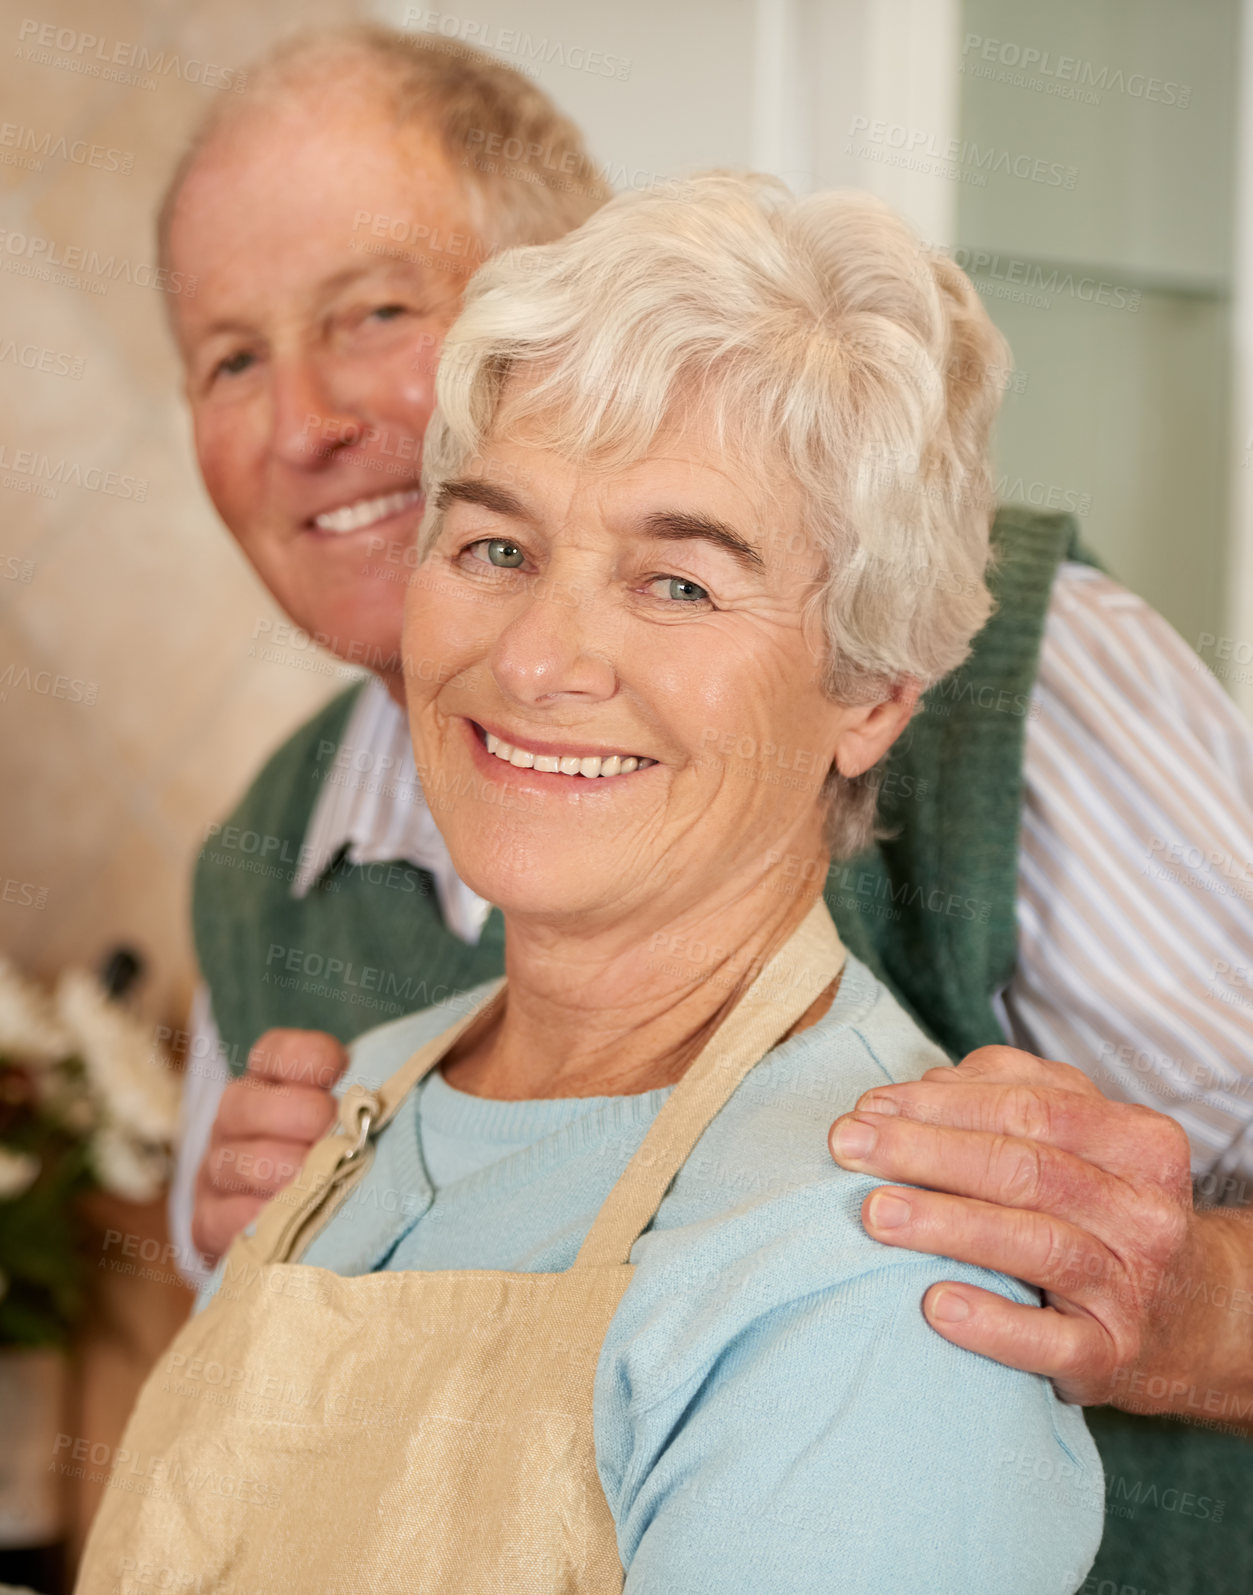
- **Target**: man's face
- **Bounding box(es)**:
[168,96,484,695]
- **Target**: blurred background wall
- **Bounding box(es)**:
[2,0,1248,1035]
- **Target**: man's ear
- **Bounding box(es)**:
[831,678,923,779]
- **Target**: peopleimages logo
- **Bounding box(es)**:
[0,229,196,297]
[961,33,1191,109]
[15,19,245,92]
[0,121,133,174]
[405,9,631,80]
[846,116,1078,189]
[0,442,147,501]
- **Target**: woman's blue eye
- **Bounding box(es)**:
[661,577,708,603]
[479,539,525,568]
[370,304,407,321]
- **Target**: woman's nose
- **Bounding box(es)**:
[490,590,618,706]
[269,355,363,471]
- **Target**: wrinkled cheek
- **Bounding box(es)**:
[193,417,284,586]
[404,583,485,703]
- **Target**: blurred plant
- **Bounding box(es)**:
[0,956,178,1347]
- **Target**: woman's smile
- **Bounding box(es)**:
[462,717,662,785]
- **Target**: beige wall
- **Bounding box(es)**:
[0,0,397,1025]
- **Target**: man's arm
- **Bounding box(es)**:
[831,1046,1253,1428]
[830,571,1253,1423]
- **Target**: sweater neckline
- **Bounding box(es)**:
[420,1068,673,1144]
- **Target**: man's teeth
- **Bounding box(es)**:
[313,489,422,535]
[485,732,655,778]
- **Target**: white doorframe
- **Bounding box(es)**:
[751,0,961,246]
[1229,0,1253,717]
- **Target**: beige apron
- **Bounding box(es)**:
[76,900,843,1595]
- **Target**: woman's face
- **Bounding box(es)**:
[404,412,904,932]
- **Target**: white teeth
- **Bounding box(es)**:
[313,488,421,535]
[483,732,656,779]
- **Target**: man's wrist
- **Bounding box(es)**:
[1113,1209,1253,1428]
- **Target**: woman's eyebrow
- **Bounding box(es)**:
[642,511,765,572]
[435,479,530,519]
[434,484,764,573]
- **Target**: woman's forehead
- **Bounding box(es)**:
[470,421,790,508]
[476,391,797,503]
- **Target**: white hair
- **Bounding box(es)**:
[420,172,1011,854]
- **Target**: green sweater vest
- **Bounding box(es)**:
[190,502,1252,1593]
[191,504,1086,1075]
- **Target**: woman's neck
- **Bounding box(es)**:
[441,880,828,1100]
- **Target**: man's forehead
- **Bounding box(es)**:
[168,109,475,327]
[173,99,468,246]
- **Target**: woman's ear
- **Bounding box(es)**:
[831,678,923,779]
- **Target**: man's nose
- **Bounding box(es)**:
[269,355,363,470]
[490,588,619,706]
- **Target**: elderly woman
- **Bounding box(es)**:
[79,175,1101,1593]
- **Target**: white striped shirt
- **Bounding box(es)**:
[170,563,1253,1275]
[999,564,1253,1198]
[288,679,492,946]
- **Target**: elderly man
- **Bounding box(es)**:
[164,22,1253,1589]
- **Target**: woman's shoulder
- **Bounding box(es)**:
[597,956,1102,1590]
[684,953,950,1182]
[806,950,953,1086]
[611,952,1042,1402]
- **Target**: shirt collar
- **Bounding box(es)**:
[290,677,492,946]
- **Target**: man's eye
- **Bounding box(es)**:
[369,304,408,322]
[213,350,255,379]
[468,538,526,569]
[648,576,710,604]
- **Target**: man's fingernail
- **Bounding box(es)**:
[866,1191,911,1229]
[832,1116,878,1161]
[929,1289,972,1323]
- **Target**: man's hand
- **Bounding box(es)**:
[191,1029,347,1264]
[829,1045,1253,1423]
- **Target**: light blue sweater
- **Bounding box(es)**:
[202,956,1103,1592]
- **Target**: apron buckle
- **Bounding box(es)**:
[339,1085,381,1162]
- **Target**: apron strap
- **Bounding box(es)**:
[574,899,845,1270]
[239,898,838,1273]
[244,981,506,1266]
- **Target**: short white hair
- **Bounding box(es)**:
[420,172,1011,853]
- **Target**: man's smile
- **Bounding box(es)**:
[309,486,423,537]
